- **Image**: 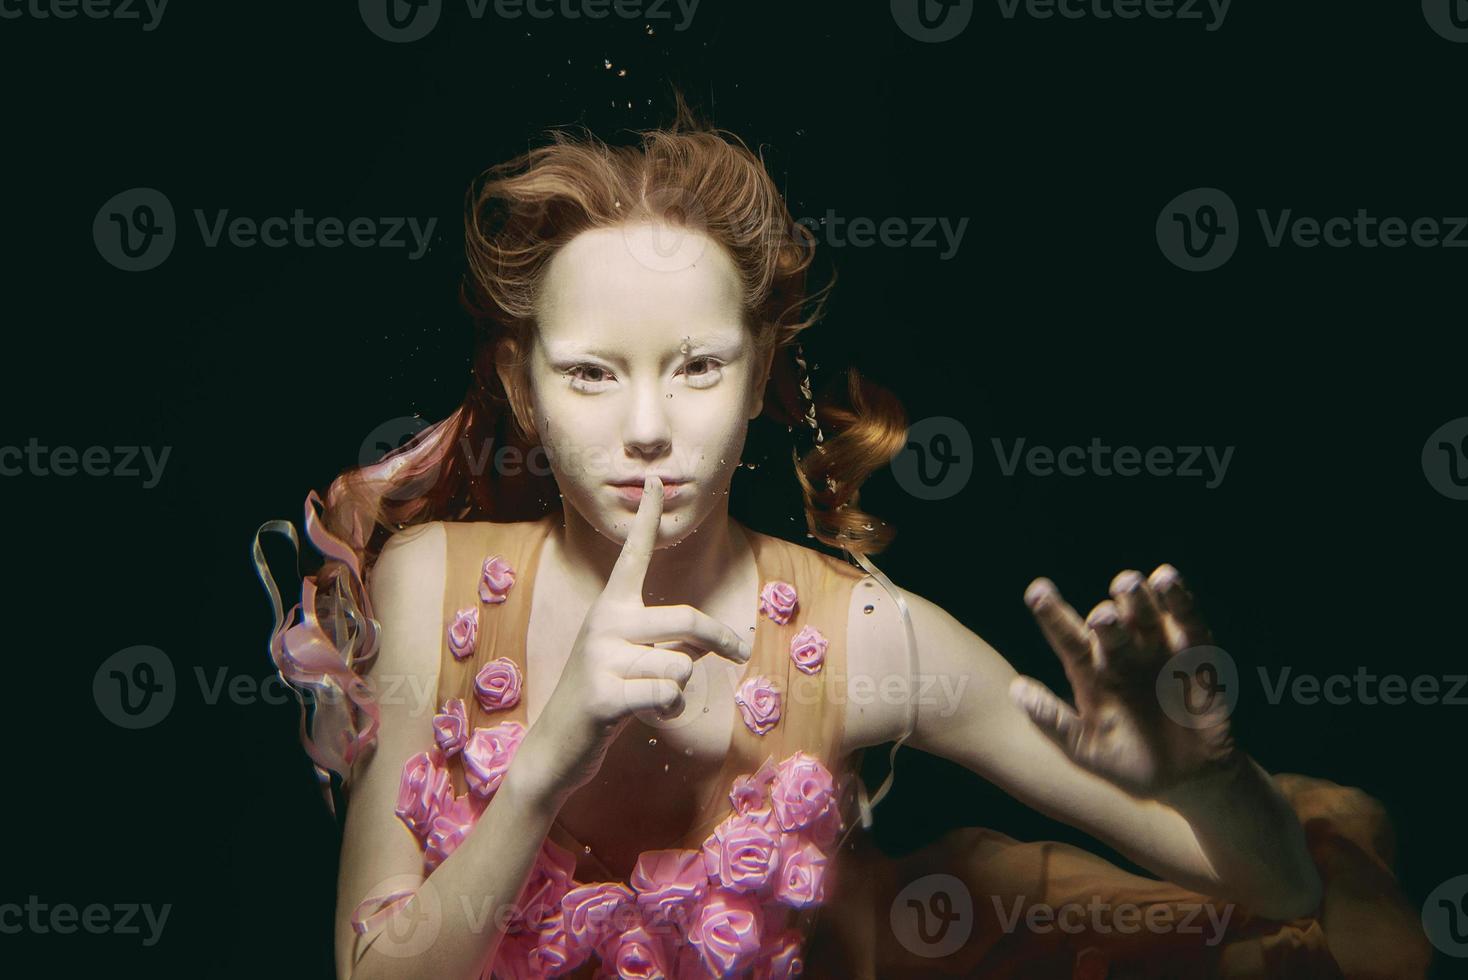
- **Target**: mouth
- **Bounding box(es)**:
[607,479,687,503]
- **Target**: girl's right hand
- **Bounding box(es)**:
[511,475,754,808]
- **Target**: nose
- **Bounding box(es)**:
[620,376,672,460]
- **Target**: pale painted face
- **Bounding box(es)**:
[520,222,771,543]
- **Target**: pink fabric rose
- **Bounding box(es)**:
[432,697,468,756]
[609,923,676,980]
[562,881,638,951]
[393,748,452,840]
[629,849,709,931]
[770,751,836,834]
[528,920,589,978]
[700,810,781,895]
[729,755,779,816]
[752,927,806,980]
[446,606,479,661]
[422,792,484,872]
[734,675,781,736]
[687,888,764,978]
[461,720,526,798]
[480,554,516,604]
[758,581,799,625]
[789,624,827,675]
[474,655,523,713]
[772,838,828,908]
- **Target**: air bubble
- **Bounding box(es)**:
[583,845,592,854]
[648,737,658,746]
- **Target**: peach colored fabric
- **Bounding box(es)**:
[801,773,1430,979]
[434,513,872,974]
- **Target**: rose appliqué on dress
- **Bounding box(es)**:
[734,675,782,736]
[462,720,527,797]
[480,554,516,604]
[474,655,523,712]
[446,606,478,661]
[432,697,469,756]
[789,625,827,675]
[758,581,798,625]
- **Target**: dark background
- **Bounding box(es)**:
[3,1,1463,976]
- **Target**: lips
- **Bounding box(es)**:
[608,479,687,503]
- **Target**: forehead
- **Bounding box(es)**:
[535,223,746,353]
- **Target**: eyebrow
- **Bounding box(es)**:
[545,334,744,364]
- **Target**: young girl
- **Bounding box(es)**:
[255,110,1425,979]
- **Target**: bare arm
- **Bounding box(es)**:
[858,569,1321,921]
[334,523,563,980]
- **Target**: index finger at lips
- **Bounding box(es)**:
[1024,578,1094,677]
[629,604,753,665]
[604,476,663,601]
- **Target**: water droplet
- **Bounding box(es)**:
[702,706,710,713]
[684,747,693,756]
[663,763,670,772]
[604,58,613,69]
[863,604,874,615]
[617,69,628,77]
[583,845,592,854]
[648,737,658,746]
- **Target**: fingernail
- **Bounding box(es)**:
[1024,579,1055,610]
[1152,565,1180,593]
[1088,607,1119,628]
[1114,571,1143,595]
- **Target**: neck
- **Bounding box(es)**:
[554,499,748,609]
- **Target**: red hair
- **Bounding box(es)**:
[257,100,908,812]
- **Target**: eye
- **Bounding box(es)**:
[563,363,615,392]
[680,357,724,389]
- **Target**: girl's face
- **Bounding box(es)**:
[517,222,773,543]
